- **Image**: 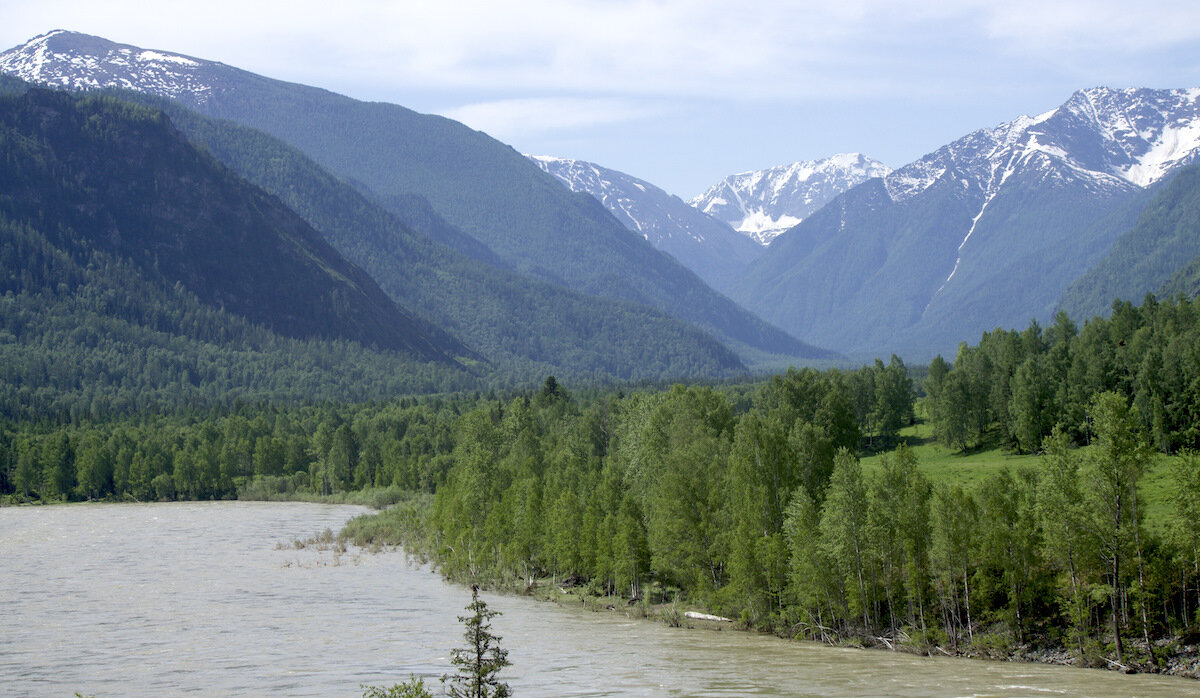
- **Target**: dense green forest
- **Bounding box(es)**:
[0,399,460,501]
[0,215,477,421]
[404,357,1200,668]
[924,297,1200,454]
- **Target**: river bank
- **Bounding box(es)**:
[331,499,1200,684]
[498,576,1200,682]
[336,500,1200,684]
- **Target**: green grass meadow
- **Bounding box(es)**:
[862,421,1181,535]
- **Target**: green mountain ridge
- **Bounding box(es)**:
[1057,164,1200,319]
[0,87,466,364]
[100,87,749,382]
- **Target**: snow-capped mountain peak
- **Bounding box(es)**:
[529,154,762,293]
[0,30,218,104]
[690,153,891,245]
[881,86,1200,205]
[529,155,670,236]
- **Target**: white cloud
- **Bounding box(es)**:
[440,97,668,142]
[977,0,1200,54]
[4,0,1200,103]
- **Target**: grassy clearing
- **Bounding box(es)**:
[863,421,1181,534]
[861,421,1038,488]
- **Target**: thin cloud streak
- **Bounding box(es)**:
[440,97,671,143]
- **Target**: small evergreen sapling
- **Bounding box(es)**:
[443,585,511,698]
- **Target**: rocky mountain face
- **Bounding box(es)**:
[529,155,762,294]
[690,153,891,245]
[0,30,823,361]
[734,87,1200,358]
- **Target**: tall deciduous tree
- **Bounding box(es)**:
[1085,391,1153,665]
[976,468,1041,646]
[1169,450,1200,625]
[1038,427,1091,657]
[930,483,977,646]
[820,448,873,630]
[783,487,839,641]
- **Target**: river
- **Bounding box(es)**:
[1,502,1196,696]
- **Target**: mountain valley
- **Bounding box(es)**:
[3,31,1200,370]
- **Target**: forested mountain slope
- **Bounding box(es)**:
[90,86,750,382]
[0,88,481,418]
[1058,164,1200,319]
[1158,248,1200,300]
[0,30,824,360]
[0,87,465,362]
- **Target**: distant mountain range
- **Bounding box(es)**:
[528,155,761,294]
[0,30,824,363]
[732,87,1200,358]
[5,30,1200,367]
[690,154,891,245]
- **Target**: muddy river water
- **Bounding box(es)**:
[2,502,1196,696]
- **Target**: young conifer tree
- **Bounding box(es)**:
[443,585,511,698]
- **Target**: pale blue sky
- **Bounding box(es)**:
[4,0,1200,197]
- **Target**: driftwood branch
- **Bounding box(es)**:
[1102,656,1129,671]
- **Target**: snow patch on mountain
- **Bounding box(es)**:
[0,30,215,103]
[530,154,738,247]
[691,153,891,245]
[886,87,1200,207]
[897,86,1200,315]
[529,154,761,290]
[530,154,661,240]
[1121,118,1200,186]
